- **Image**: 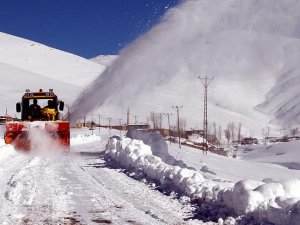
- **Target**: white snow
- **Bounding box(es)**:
[0,129,198,225]
[71,0,300,136]
[1,122,300,224]
[0,32,105,117]
[0,32,105,87]
[70,133,101,146]
[0,1,300,224]
[90,55,118,67]
[105,130,300,225]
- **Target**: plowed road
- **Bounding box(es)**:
[0,135,195,225]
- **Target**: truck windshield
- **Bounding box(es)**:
[28,99,57,109]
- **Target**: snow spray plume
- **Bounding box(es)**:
[71,0,300,125]
[27,122,66,158]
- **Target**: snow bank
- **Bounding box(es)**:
[126,129,185,166]
[105,136,300,225]
[105,138,210,195]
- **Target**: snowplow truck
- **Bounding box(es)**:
[4,89,70,151]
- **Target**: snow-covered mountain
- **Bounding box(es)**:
[0,32,105,87]
[2,23,300,138]
[70,0,300,136]
[0,32,105,116]
[255,42,300,127]
[90,55,118,67]
[0,31,288,137]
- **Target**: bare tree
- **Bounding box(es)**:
[149,111,156,128]
[267,127,270,137]
[290,127,299,136]
[228,122,235,141]
[262,128,268,146]
[212,122,217,144]
[224,128,231,146]
[179,117,186,132]
[149,112,163,129]
[159,113,163,129]
[237,122,242,142]
[217,125,222,146]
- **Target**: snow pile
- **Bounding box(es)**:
[105,137,208,197]
[105,136,300,224]
[188,134,205,144]
[224,179,300,224]
[70,133,101,146]
[126,129,182,166]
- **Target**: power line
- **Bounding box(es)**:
[127,107,130,125]
[108,117,112,135]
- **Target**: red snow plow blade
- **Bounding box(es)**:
[5,121,70,151]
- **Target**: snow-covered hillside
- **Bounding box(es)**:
[0,32,105,116]
[0,30,295,137]
[0,62,80,114]
[71,0,300,136]
[0,32,105,87]
[90,55,118,67]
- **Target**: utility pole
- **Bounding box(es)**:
[90,115,94,135]
[198,76,214,145]
[118,119,122,137]
[127,107,130,125]
[163,113,172,145]
[133,115,138,125]
[159,113,163,129]
[108,118,112,135]
[98,115,101,134]
[172,106,183,149]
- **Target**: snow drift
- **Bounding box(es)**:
[126,129,187,167]
[105,136,300,225]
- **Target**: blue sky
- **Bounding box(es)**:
[0,0,180,58]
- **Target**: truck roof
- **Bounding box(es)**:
[22,89,57,99]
